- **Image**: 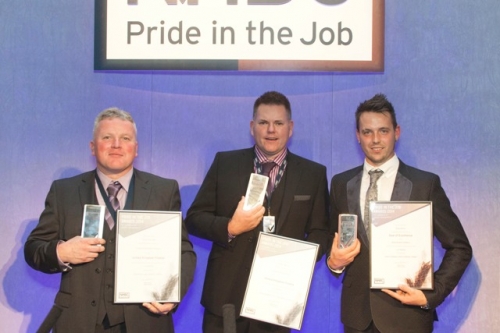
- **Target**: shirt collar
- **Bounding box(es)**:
[96,168,134,192]
[363,154,399,178]
[254,145,288,166]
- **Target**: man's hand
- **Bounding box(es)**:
[327,233,361,270]
[381,284,428,307]
[57,236,106,264]
[143,302,177,316]
[227,197,265,236]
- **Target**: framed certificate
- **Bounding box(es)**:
[241,233,319,330]
[114,210,181,303]
[370,201,433,290]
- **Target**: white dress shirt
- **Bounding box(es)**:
[359,154,400,216]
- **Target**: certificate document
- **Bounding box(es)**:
[370,201,433,290]
[241,233,319,330]
[114,210,181,303]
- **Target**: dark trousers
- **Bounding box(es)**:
[203,309,290,333]
[95,316,127,333]
[344,322,382,333]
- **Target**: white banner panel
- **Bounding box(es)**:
[95,0,384,71]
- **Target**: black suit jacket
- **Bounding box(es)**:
[329,160,472,333]
[185,148,329,317]
[24,169,196,333]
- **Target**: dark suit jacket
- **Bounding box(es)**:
[24,169,196,333]
[185,148,329,317]
[329,160,472,333]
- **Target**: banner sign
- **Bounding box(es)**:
[95,0,384,71]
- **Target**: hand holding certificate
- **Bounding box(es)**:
[370,201,433,290]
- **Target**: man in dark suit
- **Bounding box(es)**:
[24,108,196,333]
[185,91,330,333]
[327,94,472,333]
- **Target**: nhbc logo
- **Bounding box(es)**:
[127,0,348,5]
[97,0,383,71]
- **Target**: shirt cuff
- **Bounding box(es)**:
[56,240,72,272]
[327,256,345,274]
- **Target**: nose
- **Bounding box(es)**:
[372,132,380,143]
[111,138,121,147]
[267,123,275,132]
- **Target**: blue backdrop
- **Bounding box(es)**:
[1,1,497,332]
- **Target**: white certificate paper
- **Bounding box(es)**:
[114,210,181,303]
[241,233,319,330]
[370,201,433,290]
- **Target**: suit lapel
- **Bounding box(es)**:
[79,171,97,209]
[131,169,151,210]
[347,169,368,245]
[276,153,300,234]
[238,149,254,195]
[391,161,412,201]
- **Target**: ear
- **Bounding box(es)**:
[395,125,401,141]
[90,141,96,156]
[288,120,294,138]
[356,130,361,143]
[250,120,255,137]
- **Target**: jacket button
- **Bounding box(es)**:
[91,300,96,306]
[248,237,253,243]
[95,268,101,273]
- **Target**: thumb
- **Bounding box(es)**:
[398,284,413,293]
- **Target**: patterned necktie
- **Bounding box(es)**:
[363,169,384,237]
[106,181,122,229]
[261,162,276,196]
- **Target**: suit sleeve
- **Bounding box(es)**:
[24,181,64,273]
[185,153,235,246]
[164,180,197,300]
[324,174,344,275]
[304,164,330,260]
[423,176,472,309]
